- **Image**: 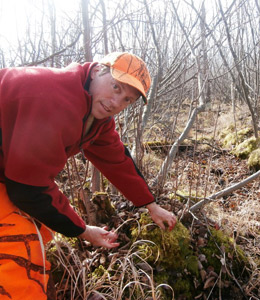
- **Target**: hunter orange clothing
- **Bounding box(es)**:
[0,183,54,300]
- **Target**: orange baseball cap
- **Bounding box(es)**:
[99,52,151,104]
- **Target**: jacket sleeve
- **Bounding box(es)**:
[5,178,86,237]
[84,119,155,207]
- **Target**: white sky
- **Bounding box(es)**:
[0,0,211,45]
[0,0,80,46]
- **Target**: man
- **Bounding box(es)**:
[0,52,176,299]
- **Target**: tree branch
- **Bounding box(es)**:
[189,170,260,212]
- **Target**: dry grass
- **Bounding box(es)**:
[48,235,174,300]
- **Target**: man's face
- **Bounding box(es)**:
[89,65,141,119]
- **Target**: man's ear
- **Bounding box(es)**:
[90,64,101,79]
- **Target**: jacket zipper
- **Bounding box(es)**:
[79,117,111,163]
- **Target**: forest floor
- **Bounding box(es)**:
[49,105,260,300]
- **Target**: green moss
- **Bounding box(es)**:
[173,278,193,299]
[219,124,235,139]
[131,214,199,299]
[248,149,260,171]
[174,190,203,203]
[143,140,170,154]
[186,255,199,276]
[201,228,248,275]
[222,132,238,147]
[91,265,108,278]
[233,137,260,159]
[131,214,195,272]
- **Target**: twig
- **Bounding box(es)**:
[25,32,82,66]
[189,170,260,212]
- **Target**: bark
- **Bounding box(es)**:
[81,0,92,61]
[100,0,109,54]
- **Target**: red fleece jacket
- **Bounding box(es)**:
[0,62,154,237]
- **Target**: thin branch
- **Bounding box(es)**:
[25,32,82,66]
[189,169,260,212]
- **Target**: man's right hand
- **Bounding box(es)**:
[79,225,120,249]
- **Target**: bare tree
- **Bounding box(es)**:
[81,0,93,61]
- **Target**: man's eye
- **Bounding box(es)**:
[113,84,119,90]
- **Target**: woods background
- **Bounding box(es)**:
[0,0,260,299]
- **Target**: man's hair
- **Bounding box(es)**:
[99,64,110,76]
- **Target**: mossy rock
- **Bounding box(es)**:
[232,137,260,159]
[131,214,195,271]
[248,148,260,171]
[131,213,198,299]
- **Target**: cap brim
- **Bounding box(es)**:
[111,68,148,104]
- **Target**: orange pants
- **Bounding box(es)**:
[0,183,55,300]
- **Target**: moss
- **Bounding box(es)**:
[173,278,193,299]
[131,214,195,272]
[91,265,108,278]
[47,237,78,283]
[170,190,202,203]
[201,228,248,275]
[219,124,235,139]
[221,127,253,148]
[248,148,260,171]
[131,213,199,299]
[143,140,170,154]
[222,132,238,147]
[186,255,199,276]
[233,137,260,159]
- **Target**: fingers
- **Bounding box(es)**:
[103,231,118,242]
[153,211,177,231]
[101,231,120,248]
[168,213,177,231]
[103,241,120,249]
[82,225,120,249]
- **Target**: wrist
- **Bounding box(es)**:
[146,202,157,212]
[79,225,89,239]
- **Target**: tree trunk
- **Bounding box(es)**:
[81,0,92,61]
